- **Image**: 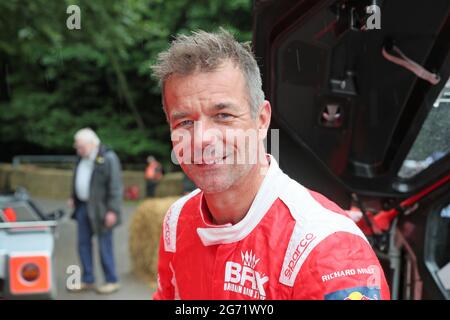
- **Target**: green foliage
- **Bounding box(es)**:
[0,0,252,164]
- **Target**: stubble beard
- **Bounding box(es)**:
[183,162,254,194]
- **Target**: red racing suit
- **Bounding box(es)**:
[153,156,390,300]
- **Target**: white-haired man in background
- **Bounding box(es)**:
[69,128,122,294]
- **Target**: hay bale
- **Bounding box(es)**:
[0,163,13,191]
[4,164,185,200]
[9,165,73,199]
[129,196,180,283]
[155,172,184,197]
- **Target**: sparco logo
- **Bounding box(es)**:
[164,208,173,247]
[284,233,315,279]
[224,250,269,300]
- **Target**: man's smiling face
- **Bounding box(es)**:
[164,60,263,194]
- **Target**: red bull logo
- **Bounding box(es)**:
[325,286,380,300]
[344,291,374,300]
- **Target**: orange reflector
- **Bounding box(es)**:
[9,255,51,294]
[21,263,40,282]
[3,207,17,222]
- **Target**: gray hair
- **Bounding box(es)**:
[151,28,265,118]
[74,128,100,146]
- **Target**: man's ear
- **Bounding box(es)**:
[162,82,171,125]
[258,100,272,140]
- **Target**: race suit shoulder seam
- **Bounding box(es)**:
[278,176,367,286]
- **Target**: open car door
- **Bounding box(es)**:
[253,0,450,299]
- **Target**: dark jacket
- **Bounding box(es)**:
[71,144,123,234]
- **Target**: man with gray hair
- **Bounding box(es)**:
[69,128,122,294]
[152,29,389,300]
